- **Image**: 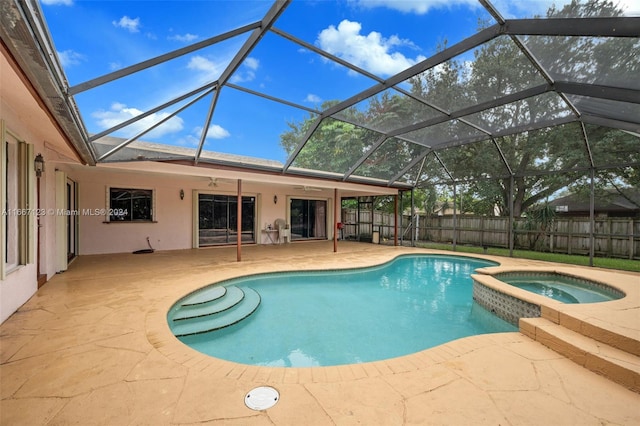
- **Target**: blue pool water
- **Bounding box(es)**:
[171,255,517,367]
[496,273,623,304]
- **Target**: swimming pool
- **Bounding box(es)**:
[495,272,624,304]
[168,255,516,367]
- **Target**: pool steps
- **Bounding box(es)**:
[521,316,640,393]
[173,286,244,320]
[472,272,639,392]
[170,286,260,336]
[180,285,227,306]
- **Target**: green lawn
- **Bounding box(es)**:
[414,242,640,273]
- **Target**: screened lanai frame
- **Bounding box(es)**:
[2,0,639,263]
[6,0,635,181]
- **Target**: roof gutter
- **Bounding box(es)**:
[0,0,95,165]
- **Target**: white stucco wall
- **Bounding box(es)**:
[71,167,337,254]
[68,167,191,254]
[1,52,83,323]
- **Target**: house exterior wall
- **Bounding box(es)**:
[1,54,77,322]
[0,49,386,322]
[69,167,194,254]
[68,167,336,254]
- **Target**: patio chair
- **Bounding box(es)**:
[274,218,290,244]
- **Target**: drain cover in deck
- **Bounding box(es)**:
[245,386,279,410]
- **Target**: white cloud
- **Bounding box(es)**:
[169,33,198,43]
[305,94,322,104]
[109,61,122,71]
[244,57,259,71]
[183,125,230,146]
[57,49,85,67]
[187,55,224,77]
[206,124,230,139]
[350,0,478,14]
[92,103,183,138]
[317,19,425,77]
[229,57,259,83]
[112,16,140,33]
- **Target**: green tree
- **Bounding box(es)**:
[414,0,635,217]
[280,0,637,219]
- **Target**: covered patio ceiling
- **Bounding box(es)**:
[1,0,638,189]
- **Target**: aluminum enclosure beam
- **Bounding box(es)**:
[555,81,640,106]
[89,81,218,142]
[283,25,502,171]
[68,22,261,95]
[194,0,290,164]
[504,17,640,37]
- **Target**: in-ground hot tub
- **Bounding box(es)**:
[494,272,624,304]
[471,270,626,325]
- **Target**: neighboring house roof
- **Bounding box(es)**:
[549,189,640,214]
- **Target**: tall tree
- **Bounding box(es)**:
[280,0,637,218]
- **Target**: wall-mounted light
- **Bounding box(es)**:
[34,153,45,178]
[180,189,185,200]
[273,195,278,204]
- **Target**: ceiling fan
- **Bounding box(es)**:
[293,185,323,192]
[207,177,233,187]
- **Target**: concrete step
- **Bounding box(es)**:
[521,317,640,393]
[180,285,227,306]
[173,286,243,320]
[170,287,261,337]
[540,307,640,357]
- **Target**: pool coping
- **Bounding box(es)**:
[473,266,640,356]
[4,243,640,424]
[145,249,640,384]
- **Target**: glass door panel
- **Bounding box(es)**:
[198,194,255,246]
[290,199,327,241]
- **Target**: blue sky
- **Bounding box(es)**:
[39,0,639,163]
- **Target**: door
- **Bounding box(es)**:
[290,199,327,240]
[55,171,67,272]
[66,178,77,261]
[198,194,255,246]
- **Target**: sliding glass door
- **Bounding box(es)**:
[198,194,255,246]
[290,199,327,240]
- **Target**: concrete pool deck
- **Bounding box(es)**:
[1,242,639,425]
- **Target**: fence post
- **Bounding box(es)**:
[606,219,612,258]
[452,183,457,250]
[630,219,635,260]
[568,218,573,255]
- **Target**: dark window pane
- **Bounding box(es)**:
[109,188,152,221]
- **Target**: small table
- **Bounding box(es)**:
[262,228,279,244]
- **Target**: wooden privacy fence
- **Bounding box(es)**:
[341,209,640,260]
[420,215,639,260]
